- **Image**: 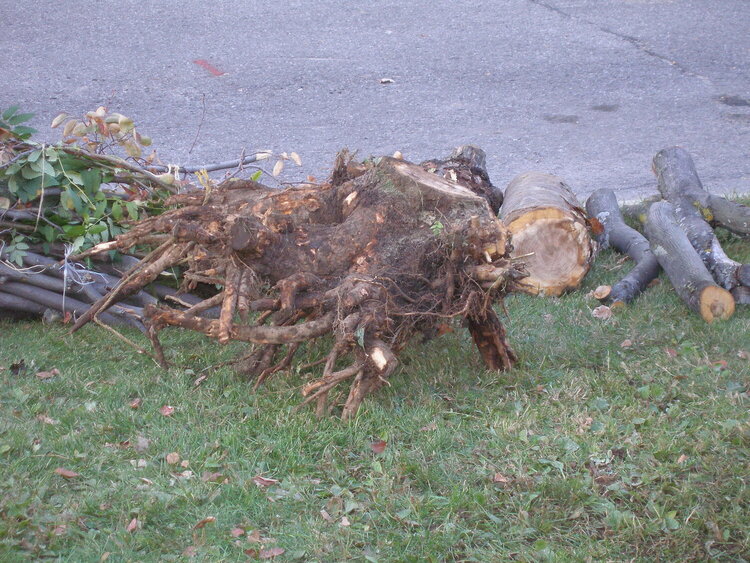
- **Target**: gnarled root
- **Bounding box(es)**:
[71,149,526,417]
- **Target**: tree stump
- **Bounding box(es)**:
[72,150,527,418]
[500,172,594,296]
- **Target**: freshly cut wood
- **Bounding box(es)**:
[653,147,750,298]
[645,201,734,322]
[500,172,594,296]
[585,188,660,305]
[71,149,527,418]
[653,146,750,236]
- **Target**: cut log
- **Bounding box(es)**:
[72,149,527,418]
[644,201,734,322]
[585,188,660,305]
[652,146,750,236]
[500,172,595,296]
[653,147,750,297]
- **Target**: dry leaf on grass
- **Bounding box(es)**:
[193,516,216,529]
[129,398,142,409]
[36,368,60,380]
[370,440,387,454]
[166,452,180,465]
[159,405,175,416]
[126,518,139,533]
[259,548,285,559]
[591,305,612,320]
[230,527,245,537]
[252,475,279,488]
[36,414,58,425]
[54,467,79,479]
[492,472,510,485]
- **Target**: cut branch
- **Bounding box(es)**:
[585,188,660,305]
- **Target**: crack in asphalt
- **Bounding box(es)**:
[527,0,711,84]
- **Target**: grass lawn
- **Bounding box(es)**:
[1,234,749,562]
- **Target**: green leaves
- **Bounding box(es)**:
[1,105,37,139]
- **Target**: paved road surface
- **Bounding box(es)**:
[2,0,749,202]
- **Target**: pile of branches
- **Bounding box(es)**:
[70,146,527,418]
[0,106,278,327]
[586,147,750,321]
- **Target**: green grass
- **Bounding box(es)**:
[1,235,749,562]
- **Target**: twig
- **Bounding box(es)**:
[146,154,265,174]
[188,94,206,155]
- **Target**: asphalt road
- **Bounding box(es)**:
[2,0,749,202]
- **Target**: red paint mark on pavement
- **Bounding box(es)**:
[193,59,225,76]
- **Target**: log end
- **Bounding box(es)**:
[509,208,593,296]
[699,285,735,323]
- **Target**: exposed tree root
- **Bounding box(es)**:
[72,148,526,418]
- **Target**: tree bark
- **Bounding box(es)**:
[71,149,526,418]
[652,146,750,236]
[653,147,750,299]
[585,188,660,305]
[644,201,734,322]
[500,172,595,296]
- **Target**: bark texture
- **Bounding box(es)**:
[653,147,750,299]
[71,150,527,418]
[645,201,734,322]
[585,188,660,305]
[500,172,595,296]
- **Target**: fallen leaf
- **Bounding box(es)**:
[677,454,688,464]
[420,422,437,432]
[193,375,208,387]
[272,160,284,177]
[166,452,180,465]
[54,467,79,479]
[260,548,285,559]
[252,475,279,488]
[129,398,142,409]
[36,414,58,425]
[193,516,216,529]
[244,549,259,558]
[340,517,351,527]
[201,471,225,483]
[591,305,612,320]
[180,460,190,468]
[247,529,262,543]
[320,509,333,522]
[230,527,245,537]
[134,436,150,453]
[159,405,175,416]
[100,552,111,562]
[370,440,387,454]
[126,518,139,533]
[182,546,198,557]
[52,524,67,535]
[738,350,749,360]
[665,348,678,358]
[36,368,60,380]
[290,152,302,166]
[620,339,633,348]
[140,477,153,485]
[713,360,728,370]
[10,360,26,375]
[492,472,510,485]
